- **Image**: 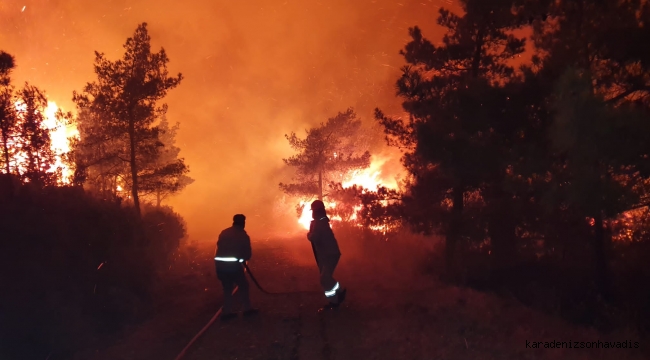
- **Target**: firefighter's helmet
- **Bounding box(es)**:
[310,200,325,211]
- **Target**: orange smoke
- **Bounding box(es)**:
[2,0,454,240]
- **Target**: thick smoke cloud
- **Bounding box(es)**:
[0,0,460,241]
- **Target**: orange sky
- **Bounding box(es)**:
[0,0,464,241]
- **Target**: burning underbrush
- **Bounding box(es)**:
[281,153,404,234]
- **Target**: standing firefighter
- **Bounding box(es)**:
[214,214,259,321]
[308,200,347,311]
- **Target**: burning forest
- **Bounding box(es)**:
[2,0,650,359]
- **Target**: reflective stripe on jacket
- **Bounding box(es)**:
[215,226,252,262]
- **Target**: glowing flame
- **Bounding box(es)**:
[298,200,313,230]
[341,156,398,191]
[297,155,400,231]
[44,102,79,183]
[4,101,79,184]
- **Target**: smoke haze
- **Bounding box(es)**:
[0,0,461,241]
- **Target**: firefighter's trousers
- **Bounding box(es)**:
[317,253,341,303]
[216,266,251,314]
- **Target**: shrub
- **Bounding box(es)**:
[0,176,186,359]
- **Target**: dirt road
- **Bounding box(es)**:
[80,237,647,360]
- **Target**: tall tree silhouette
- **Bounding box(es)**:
[73,23,182,217]
[376,0,525,273]
[529,0,650,104]
[546,68,650,297]
[523,0,650,297]
[15,84,58,186]
[0,51,16,175]
[280,108,371,201]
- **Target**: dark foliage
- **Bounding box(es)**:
[362,0,650,332]
[0,177,186,359]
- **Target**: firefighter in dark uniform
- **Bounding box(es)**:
[214,214,259,321]
[308,200,347,311]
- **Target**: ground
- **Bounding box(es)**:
[75,235,648,360]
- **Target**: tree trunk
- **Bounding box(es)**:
[318,170,323,201]
[446,185,464,276]
[156,189,161,208]
[593,212,610,299]
[471,29,485,78]
[128,119,141,218]
[575,0,591,69]
[488,184,517,281]
[99,162,105,195]
[1,133,10,174]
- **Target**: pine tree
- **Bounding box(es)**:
[15,84,58,186]
[280,108,371,201]
[547,68,650,297]
[0,51,17,175]
[376,0,525,273]
[73,23,183,217]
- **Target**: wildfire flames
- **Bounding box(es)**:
[8,100,399,233]
[7,99,399,232]
[44,102,79,183]
[5,101,78,184]
[297,155,399,231]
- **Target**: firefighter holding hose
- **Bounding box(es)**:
[214,214,259,321]
[308,200,347,311]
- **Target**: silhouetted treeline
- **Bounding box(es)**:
[0,23,192,359]
[353,0,650,331]
[0,176,187,359]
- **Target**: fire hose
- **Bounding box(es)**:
[242,262,320,296]
[173,286,239,360]
[174,261,319,360]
